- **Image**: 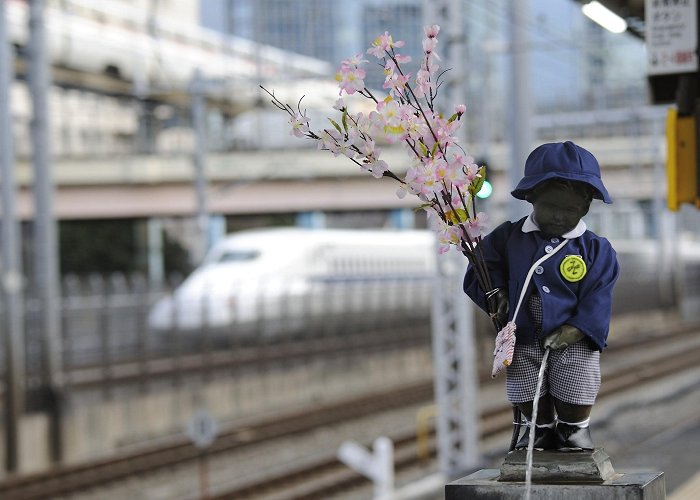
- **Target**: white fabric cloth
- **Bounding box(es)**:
[521,212,587,238]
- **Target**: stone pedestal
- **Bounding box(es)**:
[447,469,665,499]
[500,448,616,483]
[446,449,665,499]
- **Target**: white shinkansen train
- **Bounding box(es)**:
[146,226,700,338]
[6,0,331,90]
[147,228,438,335]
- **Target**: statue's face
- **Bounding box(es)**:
[531,185,590,236]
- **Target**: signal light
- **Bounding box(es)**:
[666,107,700,211]
[476,180,493,199]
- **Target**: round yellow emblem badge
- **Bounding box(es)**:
[560,255,586,282]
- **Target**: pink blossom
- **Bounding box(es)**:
[465,212,488,240]
[414,68,433,98]
[383,71,410,95]
[450,190,464,208]
[335,134,357,159]
[431,156,453,181]
[333,98,347,111]
[359,137,379,158]
[289,112,310,138]
[437,223,460,254]
[367,31,405,58]
[396,185,408,199]
[422,37,438,54]
[405,163,441,200]
[376,99,406,140]
[367,157,389,178]
[443,152,471,188]
[341,53,368,67]
[335,65,366,95]
[318,129,343,154]
[424,25,440,38]
[454,104,466,115]
[464,162,480,182]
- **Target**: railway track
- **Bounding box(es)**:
[0,323,698,500]
[62,326,430,389]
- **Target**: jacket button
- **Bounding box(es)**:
[551,237,560,243]
[545,245,554,253]
[542,286,551,293]
[535,266,544,275]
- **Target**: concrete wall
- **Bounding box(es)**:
[0,344,433,474]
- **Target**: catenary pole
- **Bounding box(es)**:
[28,0,64,463]
[508,0,532,221]
[191,69,210,263]
[0,0,26,472]
[423,0,481,478]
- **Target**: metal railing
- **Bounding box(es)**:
[2,239,698,409]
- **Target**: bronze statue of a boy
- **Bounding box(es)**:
[464,141,620,450]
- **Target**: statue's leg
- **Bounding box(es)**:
[547,340,600,451]
[553,397,594,450]
[553,398,591,422]
[507,343,559,450]
[517,394,555,422]
[513,395,557,450]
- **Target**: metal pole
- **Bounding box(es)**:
[430,248,480,477]
[0,0,25,473]
[508,0,532,222]
[199,451,209,499]
[28,0,64,463]
[147,217,165,287]
[444,0,480,472]
[423,0,481,477]
[191,69,209,263]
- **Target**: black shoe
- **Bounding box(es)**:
[556,423,594,451]
[514,425,557,450]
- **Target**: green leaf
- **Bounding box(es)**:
[469,166,486,195]
[415,202,435,212]
[446,208,468,224]
[328,118,342,134]
[341,110,349,132]
[419,141,428,156]
[447,112,459,123]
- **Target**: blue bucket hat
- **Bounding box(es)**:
[511,141,612,204]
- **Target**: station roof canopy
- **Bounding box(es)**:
[576,0,646,39]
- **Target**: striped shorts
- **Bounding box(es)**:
[505,341,601,405]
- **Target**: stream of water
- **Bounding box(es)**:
[524,347,551,500]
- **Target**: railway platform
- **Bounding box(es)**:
[669,469,700,500]
[448,352,700,500]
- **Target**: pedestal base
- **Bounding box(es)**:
[500,448,616,483]
[446,469,665,500]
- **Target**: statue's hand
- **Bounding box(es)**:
[487,288,509,332]
[543,325,584,350]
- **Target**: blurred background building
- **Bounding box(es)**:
[5,0,690,280]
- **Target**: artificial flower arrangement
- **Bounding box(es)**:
[261,25,496,308]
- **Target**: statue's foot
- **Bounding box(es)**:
[514,424,557,450]
[556,422,594,451]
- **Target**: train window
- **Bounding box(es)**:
[217,250,260,263]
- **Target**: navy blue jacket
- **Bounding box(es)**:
[463,216,619,350]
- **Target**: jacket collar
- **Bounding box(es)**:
[521,213,587,239]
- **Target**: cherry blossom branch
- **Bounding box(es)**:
[260,25,495,307]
